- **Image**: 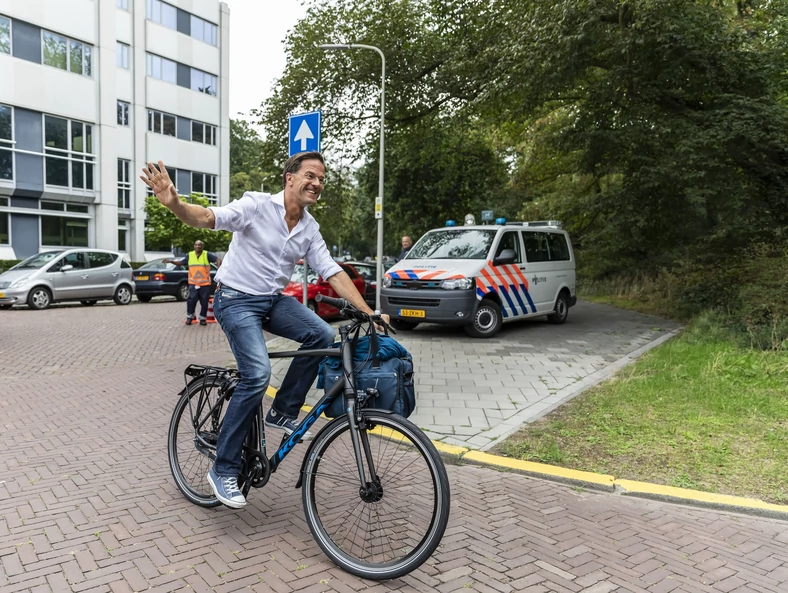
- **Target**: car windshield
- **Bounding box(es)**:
[291,263,319,284]
[407,229,496,260]
[353,265,376,281]
[138,259,179,270]
[12,251,64,270]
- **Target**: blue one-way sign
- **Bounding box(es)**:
[288,111,322,156]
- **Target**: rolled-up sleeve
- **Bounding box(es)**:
[305,228,342,280]
[209,192,259,232]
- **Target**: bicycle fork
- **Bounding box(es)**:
[339,326,383,502]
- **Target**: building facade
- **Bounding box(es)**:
[0,0,230,262]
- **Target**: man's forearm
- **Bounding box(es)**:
[328,272,373,314]
[170,196,216,229]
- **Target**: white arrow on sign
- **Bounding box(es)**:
[294,120,314,151]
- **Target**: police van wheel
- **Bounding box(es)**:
[391,319,419,331]
[547,292,570,325]
[464,300,502,338]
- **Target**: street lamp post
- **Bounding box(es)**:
[319,43,386,311]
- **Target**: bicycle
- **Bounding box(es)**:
[166,294,451,580]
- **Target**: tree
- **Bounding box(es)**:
[144,195,232,253]
[229,119,280,198]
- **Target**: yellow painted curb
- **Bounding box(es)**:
[616,479,788,519]
[432,441,468,458]
[462,451,615,492]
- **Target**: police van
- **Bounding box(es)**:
[380,220,577,338]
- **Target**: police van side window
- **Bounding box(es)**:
[546,233,571,261]
[494,231,522,263]
[522,232,550,262]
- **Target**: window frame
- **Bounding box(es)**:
[147,109,177,137]
[0,14,12,55]
[118,159,131,210]
[0,196,9,245]
[145,53,177,84]
[191,171,217,205]
[116,0,129,10]
[43,115,96,191]
[41,29,92,77]
[0,102,13,182]
[190,120,217,145]
[117,100,130,126]
[116,41,130,69]
[40,216,90,248]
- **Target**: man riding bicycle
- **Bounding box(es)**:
[140,152,387,509]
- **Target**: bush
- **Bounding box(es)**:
[0,259,21,272]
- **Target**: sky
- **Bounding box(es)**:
[222,0,309,123]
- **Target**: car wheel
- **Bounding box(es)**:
[391,319,420,331]
[114,284,133,306]
[307,300,319,315]
[27,287,52,310]
[547,292,570,324]
[177,282,189,301]
[137,295,152,303]
[80,300,97,306]
[464,300,503,338]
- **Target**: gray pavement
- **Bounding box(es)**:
[4,299,787,593]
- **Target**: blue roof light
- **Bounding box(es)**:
[445,220,456,226]
[495,217,507,225]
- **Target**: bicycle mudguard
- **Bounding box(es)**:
[294,408,397,489]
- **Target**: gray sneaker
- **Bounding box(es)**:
[207,467,246,508]
[265,409,313,441]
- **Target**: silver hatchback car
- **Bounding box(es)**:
[0,249,135,310]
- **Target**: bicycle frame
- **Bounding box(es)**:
[188,320,377,487]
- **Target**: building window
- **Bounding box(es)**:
[190,15,218,46]
[118,159,131,209]
[0,196,8,245]
[190,68,217,96]
[41,216,88,247]
[146,53,177,84]
[0,104,12,180]
[117,101,130,126]
[118,220,127,251]
[147,0,177,29]
[191,121,216,145]
[116,42,129,69]
[42,31,92,77]
[147,109,176,137]
[116,0,129,10]
[44,115,95,190]
[0,16,10,54]
[191,172,217,205]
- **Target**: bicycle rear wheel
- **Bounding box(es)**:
[301,411,450,580]
[168,376,227,508]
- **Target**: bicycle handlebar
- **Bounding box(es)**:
[315,294,396,333]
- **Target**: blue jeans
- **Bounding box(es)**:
[211,287,336,476]
[186,285,210,319]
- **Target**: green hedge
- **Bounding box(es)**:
[0,259,21,272]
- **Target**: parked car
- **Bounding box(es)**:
[0,249,135,310]
[133,258,218,302]
[283,261,366,318]
[345,261,378,307]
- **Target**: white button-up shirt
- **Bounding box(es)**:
[209,191,342,296]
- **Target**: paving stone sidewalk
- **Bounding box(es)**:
[2,301,786,593]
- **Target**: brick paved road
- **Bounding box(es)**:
[1,301,787,592]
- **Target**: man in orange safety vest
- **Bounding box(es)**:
[165,240,222,325]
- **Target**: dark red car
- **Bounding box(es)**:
[283,261,366,318]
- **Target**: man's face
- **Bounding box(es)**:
[287,159,325,208]
[194,242,203,254]
[402,237,413,249]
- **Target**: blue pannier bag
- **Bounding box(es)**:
[317,332,415,418]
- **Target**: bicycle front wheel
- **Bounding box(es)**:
[301,411,450,580]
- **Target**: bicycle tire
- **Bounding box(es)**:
[301,411,450,580]
[168,376,226,508]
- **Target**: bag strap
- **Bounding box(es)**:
[369,326,380,368]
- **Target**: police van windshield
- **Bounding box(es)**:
[407,229,496,260]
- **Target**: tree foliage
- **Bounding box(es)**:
[144,195,232,253]
[255,0,788,294]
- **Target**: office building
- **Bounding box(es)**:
[0,0,230,262]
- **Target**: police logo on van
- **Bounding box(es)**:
[531,276,547,285]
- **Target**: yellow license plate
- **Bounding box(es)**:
[399,308,425,318]
[0,292,4,298]
[136,275,149,281]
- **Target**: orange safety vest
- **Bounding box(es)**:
[188,251,211,286]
